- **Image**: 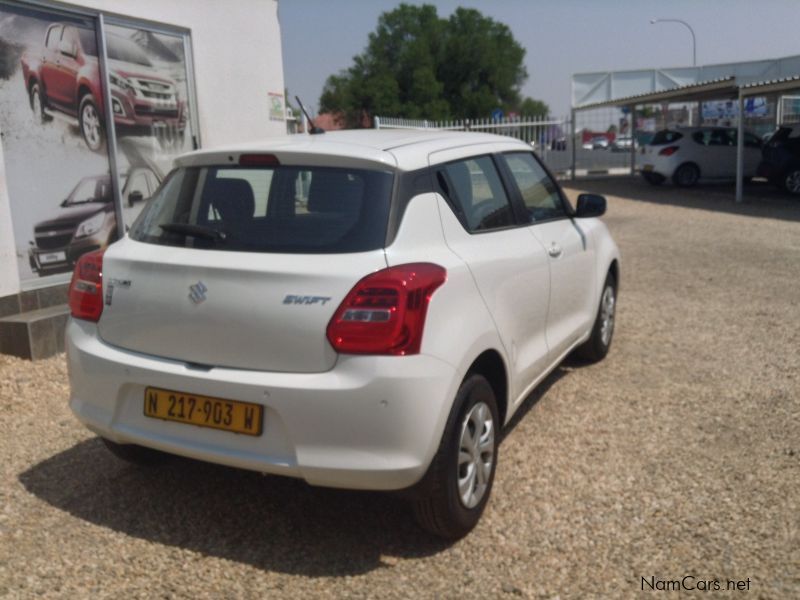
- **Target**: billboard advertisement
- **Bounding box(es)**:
[0,2,195,287]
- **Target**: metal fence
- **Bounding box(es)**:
[375,115,575,178]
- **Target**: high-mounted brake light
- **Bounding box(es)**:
[68,249,105,322]
[239,153,280,167]
[326,263,447,355]
[659,146,679,156]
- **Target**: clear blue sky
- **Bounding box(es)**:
[279,0,800,117]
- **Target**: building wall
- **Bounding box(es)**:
[0,0,286,296]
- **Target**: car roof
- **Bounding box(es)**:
[176,130,529,171]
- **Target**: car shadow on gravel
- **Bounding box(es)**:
[19,438,451,577]
[565,176,800,223]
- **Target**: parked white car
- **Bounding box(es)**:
[639,127,762,187]
[66,130,620,538]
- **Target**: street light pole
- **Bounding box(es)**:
[650,18,696,66]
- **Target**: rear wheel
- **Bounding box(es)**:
[575,272,616,363]
[29,82,50,124]
[783,168,800,196]
[672,163,700,187]
[413,374,499,539]
[102,438,171,466]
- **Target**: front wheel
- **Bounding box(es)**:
[413,374,499,539]
[783,168,800,196]
[79,94,106,153]
[575,272,617,363]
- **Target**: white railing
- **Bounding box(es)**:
[375,114,574,177]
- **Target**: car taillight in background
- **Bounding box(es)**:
[327,263,446,355]
[659,146,680,156]
[69,249,105,322]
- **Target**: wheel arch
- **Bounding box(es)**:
[465,349,508,427]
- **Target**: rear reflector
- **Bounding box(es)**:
[326,263,446,355]
[239,153,280,167]
[68,249,105,321]
[659,146,679,156]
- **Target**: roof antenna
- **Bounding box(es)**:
[295,96,325,135]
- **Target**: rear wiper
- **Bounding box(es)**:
[159,222,227,241]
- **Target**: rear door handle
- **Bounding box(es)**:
[548,244,562,258]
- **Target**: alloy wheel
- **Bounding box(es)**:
[600,284,616,347]
[785,170,800,195]
[457,401,495,509]
[82,103,101,150]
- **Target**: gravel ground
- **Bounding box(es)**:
[1,178,798,599]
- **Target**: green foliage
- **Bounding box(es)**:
[518,97,550,118]
[319,4,541,127]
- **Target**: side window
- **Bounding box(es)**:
[500,152,567,222]
[692,130,710,146]
[744,132,762,149]
[437,156,515,232]
[709,129,733,146]
[45,26,62,50]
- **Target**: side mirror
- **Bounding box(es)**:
[59,39,77,58]
[128,191,144,207]
[60,198,69,207]
[575,193,606,218]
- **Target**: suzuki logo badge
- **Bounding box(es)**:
[188,281,208,305]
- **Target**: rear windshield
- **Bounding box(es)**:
[129,165,394,253]
[650,130,684,145]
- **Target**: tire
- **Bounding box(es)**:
[102,438,171,466]
[78,94,106,153]
[642,172,665,185]
[672,163,700,187]
[783,168,800,196]
[574,272,617,363]
[413,374,500,539]
[29,82,50,123]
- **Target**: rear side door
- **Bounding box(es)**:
[430,150,552,395]
[498,152,596,361]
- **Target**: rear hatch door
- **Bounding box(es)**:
[98,157,394,372]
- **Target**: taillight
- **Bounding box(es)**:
[68,249,105,321]
[326,263,446,355]
[659,146,679,156]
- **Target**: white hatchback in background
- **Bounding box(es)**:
[639,127,762,187]
[66,130,620,539]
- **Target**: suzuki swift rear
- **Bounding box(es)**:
[67,130,620,538]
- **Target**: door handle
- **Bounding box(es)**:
[548,244,562,258]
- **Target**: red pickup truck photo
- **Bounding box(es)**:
[21,23,186,152]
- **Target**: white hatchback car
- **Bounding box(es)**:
[639,126,762,187]
[66,130,620,538]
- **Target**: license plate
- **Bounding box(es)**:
[39,251,65,264]
[144,387,263,436]
[642,164,654,172]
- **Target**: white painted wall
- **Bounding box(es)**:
[0,0,286,296]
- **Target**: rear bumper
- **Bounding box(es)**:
[66,319,458,490]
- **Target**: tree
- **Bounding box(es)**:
[319,4,541,127]
[518,97,550,118]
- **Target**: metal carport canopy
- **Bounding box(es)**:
[571,76,800,202]
[573,77,739,110]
